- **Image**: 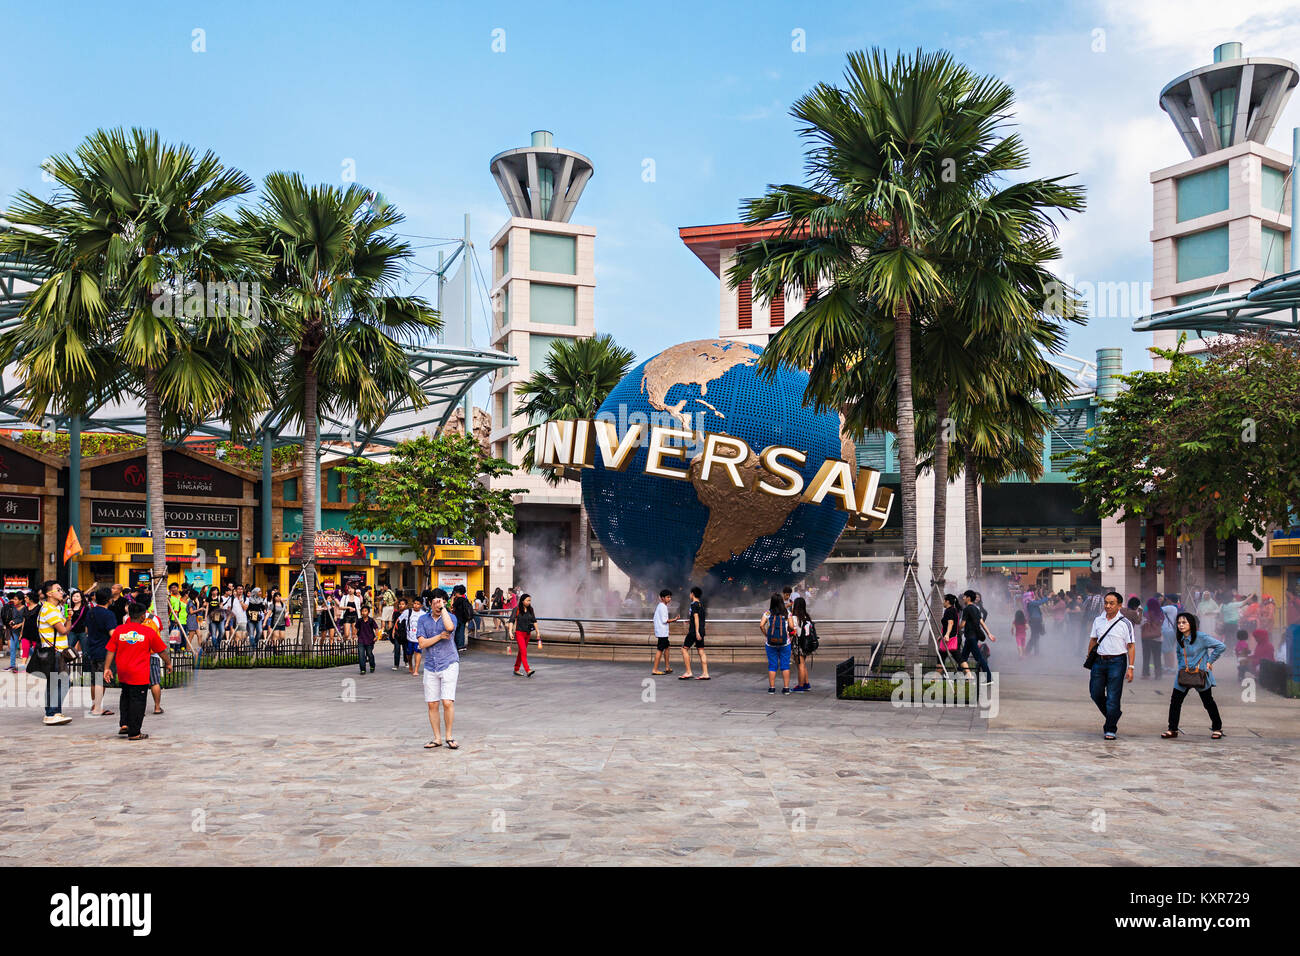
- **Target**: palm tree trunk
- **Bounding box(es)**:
[894,301,920,665]
[965,462,981,584]
[144,369,168,616]
[930,388,950,621]
[301,361,319,650]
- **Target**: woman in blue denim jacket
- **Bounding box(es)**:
[1161,611,1226,740]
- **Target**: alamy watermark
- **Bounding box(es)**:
[151,280,261,325]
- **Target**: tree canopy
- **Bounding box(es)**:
[1068,334,1300,548]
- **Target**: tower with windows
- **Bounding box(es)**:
[486,131,598,590]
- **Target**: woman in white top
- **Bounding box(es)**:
[226,586,249,647]
[339,584,362,642]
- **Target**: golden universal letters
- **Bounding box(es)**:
[535,419,893,531]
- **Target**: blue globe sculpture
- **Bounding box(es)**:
[582,339,857,594]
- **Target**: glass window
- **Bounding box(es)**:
[529,334,566,374]
[283,477,298,501]
[529,233,576,274]
[326,468,341,503]
[498,237,510,278]
[1263,226,1286,275]
[1175,165,1228,222]
[1175,226,1229,282]
[529,282,576,325]
[1262,165,1287,213]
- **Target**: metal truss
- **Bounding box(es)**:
[1133,268,1300,334]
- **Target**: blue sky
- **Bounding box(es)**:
[4,0,1299,390]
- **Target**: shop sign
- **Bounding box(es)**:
[91,500,239,531]
[289,529,367,562]
[0,494,41,524]
[90,450,244,498]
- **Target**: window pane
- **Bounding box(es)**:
[530,233,577,274]
[1263,226,1286,275]
[529,282,576,325]
[1175,226,1229,282]
[529,334,566,374]
[326,468,341,503]
[1175,165,1228,222]
[283,477,298,501]
[1262,166,1287,213]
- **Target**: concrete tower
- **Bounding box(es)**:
[1111,43,1299,595]
[486,132,598,591]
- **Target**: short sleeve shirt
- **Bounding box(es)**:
[1090,612,1137,656]
[653,603,670,638]
[417,610,459,672]
[39,602,67,651]
[106,622,168,685]
[960,604,983,641]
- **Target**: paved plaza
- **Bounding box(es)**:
[2,646,1297,866]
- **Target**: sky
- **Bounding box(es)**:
[4,0,1300,396]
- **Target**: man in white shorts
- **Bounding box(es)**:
[416,591,459,750]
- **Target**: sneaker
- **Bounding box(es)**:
[791,685,808,693]
[391,666,400,671]
[44,714,72,726]
[767,687,776,694]
[781,687,790,695]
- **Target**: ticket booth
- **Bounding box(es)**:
[431,541,485,597]
[73,535,228,590]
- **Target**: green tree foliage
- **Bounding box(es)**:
[1068,334,1300,550]
[338,434,522,591]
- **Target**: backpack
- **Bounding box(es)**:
[800,619,820,655]
[765,613,787,647]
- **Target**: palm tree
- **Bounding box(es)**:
[233,175,440,644]
[732,48,1083,659]
[513,333,636,581]
[0,128,265,611]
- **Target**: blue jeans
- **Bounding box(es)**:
[8,628,18,668]
[454,622,466,651]
[209,615,225,649]
[1089,654,1128,734]
[44,671,69,717]
[247,618,262,649]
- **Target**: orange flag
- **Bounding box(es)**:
[63,526,83,564]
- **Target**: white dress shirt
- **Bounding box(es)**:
[1090,611,1137,656]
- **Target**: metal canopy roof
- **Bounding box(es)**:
[0,232,516,454]
[1131,268,1300,334]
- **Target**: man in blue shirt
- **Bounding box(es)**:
[416,589,459,750]
[84,588,120,718]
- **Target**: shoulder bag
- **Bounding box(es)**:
[1084,618,1123,670]
[1176,639,1207,689]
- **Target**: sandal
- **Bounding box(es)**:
[128,733,149,741]
[678,674,693,680]
[153,708,164,715]
[446,740,459,750]
[1211,731,1223,739]
[1161,730,1179,738]
[424,740,442,749]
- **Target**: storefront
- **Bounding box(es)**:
[79,447,257,587]
[431,539,485,597]
[0,436,61,593]
[256,529,379,597]
[72,535,228,590]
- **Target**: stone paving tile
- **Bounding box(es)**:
[2,656,1297,865]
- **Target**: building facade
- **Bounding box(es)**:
[485,131,604,592]
[1104,42,1297,598]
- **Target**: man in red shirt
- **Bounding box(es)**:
[104,603,171,741]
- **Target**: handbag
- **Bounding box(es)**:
[1177,640,1208,689]
[1084,618,1123,670]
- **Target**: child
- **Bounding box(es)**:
[356,605,378,674]
[1234,628,1251,681]
[1013,609,1027,657]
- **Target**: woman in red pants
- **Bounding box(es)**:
[509,593,541,677]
